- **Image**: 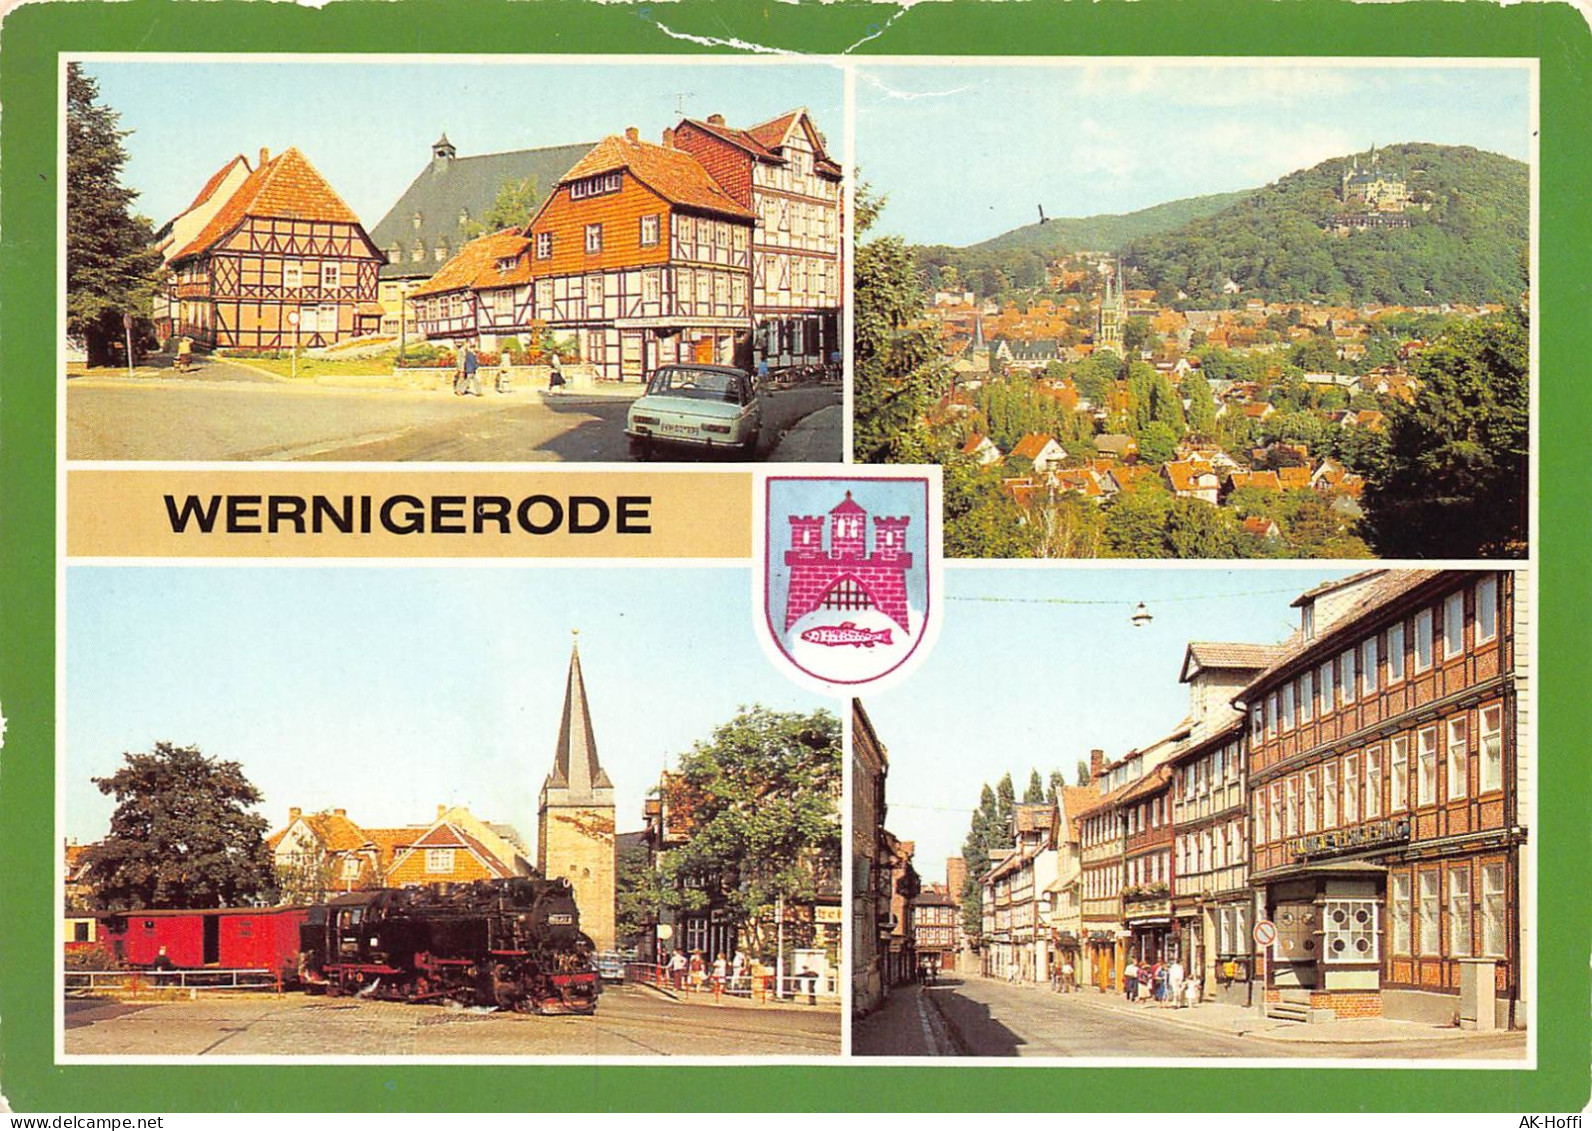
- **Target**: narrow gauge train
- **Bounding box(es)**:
[299,877,600,1014]
[91,877,599,1015]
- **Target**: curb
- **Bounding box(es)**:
[919,985,971,1056]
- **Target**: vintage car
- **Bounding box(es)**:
[625,364,762,460]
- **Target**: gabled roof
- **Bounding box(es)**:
[410,228,531,298]
[171,147,366,263]
[559,135,754,221]
[390,820,516,879]
[179,155,250,218]
[1181,641,1281,684]
[1014,802,1055,834]
[682,109,841,177]
[368,141,594,279]
[1011,433,1060,462]
[1118,764,1174,805]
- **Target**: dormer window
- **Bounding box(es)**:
[1301,602,1316,639]
[496,256,517,274]
[570,171,623,200]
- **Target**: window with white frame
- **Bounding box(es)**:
[425,848,455,874]
[1475,574,1498,644]
[584,223,603,254]
[1300,670,1314,722]
[1322,899,1379,963]
[731,275,746,309]
[284,261,303,288]
[1252,705,1264,741]
[1415,609,1434,671]
[1343,755,1360,824]
[1213,824,1225,868]
[1390,738,1408,812]
[1323,762,1339,827]
[1318,660,1334,714]
[1266,692,1278,737]
[1418,870,1441,954]
[1340,648,1357,704]
[1444,590,1465,659]
[1285,778,1299,836]
[341,856,361,880]
[1361,637,1378,696]
[1480,705,1504,792]
[1481,863,1507,956]
[1269,784,1283,843]
[642,269,661,304]
[1388,622,1406,682]
[640,214,660,247]
[1447,717,1469,801]
[321,262,340,289]
[535,232,553,260]
[587,274,605,314]
[1303,773,1318,832]
[1281,685,1295,731]
[1448,866,1472,957]
[1390,873,1412,954]
[1417,727,1438,806]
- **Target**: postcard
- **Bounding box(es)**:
[2,0,1589,1117]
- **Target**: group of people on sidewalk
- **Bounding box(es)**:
[453,340,566,397]
[665,948,753,995]
[1122,958,1200,1008]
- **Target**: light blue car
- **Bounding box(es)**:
[626,364,763,461]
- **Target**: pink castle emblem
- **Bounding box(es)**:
[784,491,913,633]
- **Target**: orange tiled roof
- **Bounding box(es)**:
[171,147,363,262]
[1277,466,1312,490]
[1011,433,1058,461]
[746,110,802,151]
[562,135,754,221]
[410,229,530,298]
[1230,470,1281,491]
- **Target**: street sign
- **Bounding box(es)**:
[122,312,133,330]
[656,924,674,941]
[1253,919,1278,948]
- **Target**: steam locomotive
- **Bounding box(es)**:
[298,877,600,1014]
[92,876,600,1015]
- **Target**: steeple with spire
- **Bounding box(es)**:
[536,632,617,950]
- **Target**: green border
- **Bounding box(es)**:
[4,0,1589,1112]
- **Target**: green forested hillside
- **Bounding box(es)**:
[1125,143,1528,306]
[915,191,1251,296]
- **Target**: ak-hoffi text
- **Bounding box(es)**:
[162,492,654,536]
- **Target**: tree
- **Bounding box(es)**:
[655,707,840,960]
[1362,310,1528,557]
[83,742,274,910]
[1184,371,1218,437]
[66,63,165,366]
[1046,769,1067,805]
[960,783,1001,938]
[1136,420,1180,465]
[1023,769,1046,804]
[1123,316,1155,356]
[465,176,542,237]
[1075,759,1093,787]
[614,836,660,952]
[995,773,1017,845]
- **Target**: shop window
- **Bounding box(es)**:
[1322,899,1378,964]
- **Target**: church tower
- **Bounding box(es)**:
[537,634,617,951]
[1097,259,1126,355]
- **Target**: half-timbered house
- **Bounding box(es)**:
[1242,569,1527,1027]
[409,228,534,346]
[520,129,757,382]
[152,155,253,341]
[164,147,386,350]
[669,109,844,370]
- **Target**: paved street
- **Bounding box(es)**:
[855,977,1528,1060]
[66,372,841,462]
[63,984,840,1057]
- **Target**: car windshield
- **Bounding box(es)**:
[646,367,748,405]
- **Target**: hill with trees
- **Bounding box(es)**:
[1125,143,1528,306]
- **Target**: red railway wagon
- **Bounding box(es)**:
[98,907,307,974]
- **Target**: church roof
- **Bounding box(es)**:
[367,139,594,280]
[547,640,614,795]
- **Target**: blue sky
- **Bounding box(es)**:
[81,60,844,231]
[856,61,1532,246]
[64,566,834,849]
[858,565,1355,881]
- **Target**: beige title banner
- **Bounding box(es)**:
[68,470,752,558]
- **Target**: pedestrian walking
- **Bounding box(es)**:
[1123,960,1139,1001]
[1168,959,1186,1009]
[688,950,705,992]
[731,948,748,994]
[1061,959,1075,993]
[1137,961,1152,1003]
[548,351,567,393]
[711,953,728,994]
[495,352,513,393]
[461,341,483,396]
[1151,961,1168,1006]
[668,948,687,990]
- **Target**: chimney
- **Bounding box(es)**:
[624,126,639,144]
[437,803,447,820]
[259,147,270,167]
[288,807,302,823]
[707,113,726,126]
[333,808,346,818]
[661,127,676,149]
[1089,749,1105,782]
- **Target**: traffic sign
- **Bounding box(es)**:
[1253,919,1278,948]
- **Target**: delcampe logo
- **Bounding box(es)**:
[757,473,941,692]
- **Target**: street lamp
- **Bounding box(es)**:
[1131,602,1153,628]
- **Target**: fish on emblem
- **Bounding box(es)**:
[800,622,895,649]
